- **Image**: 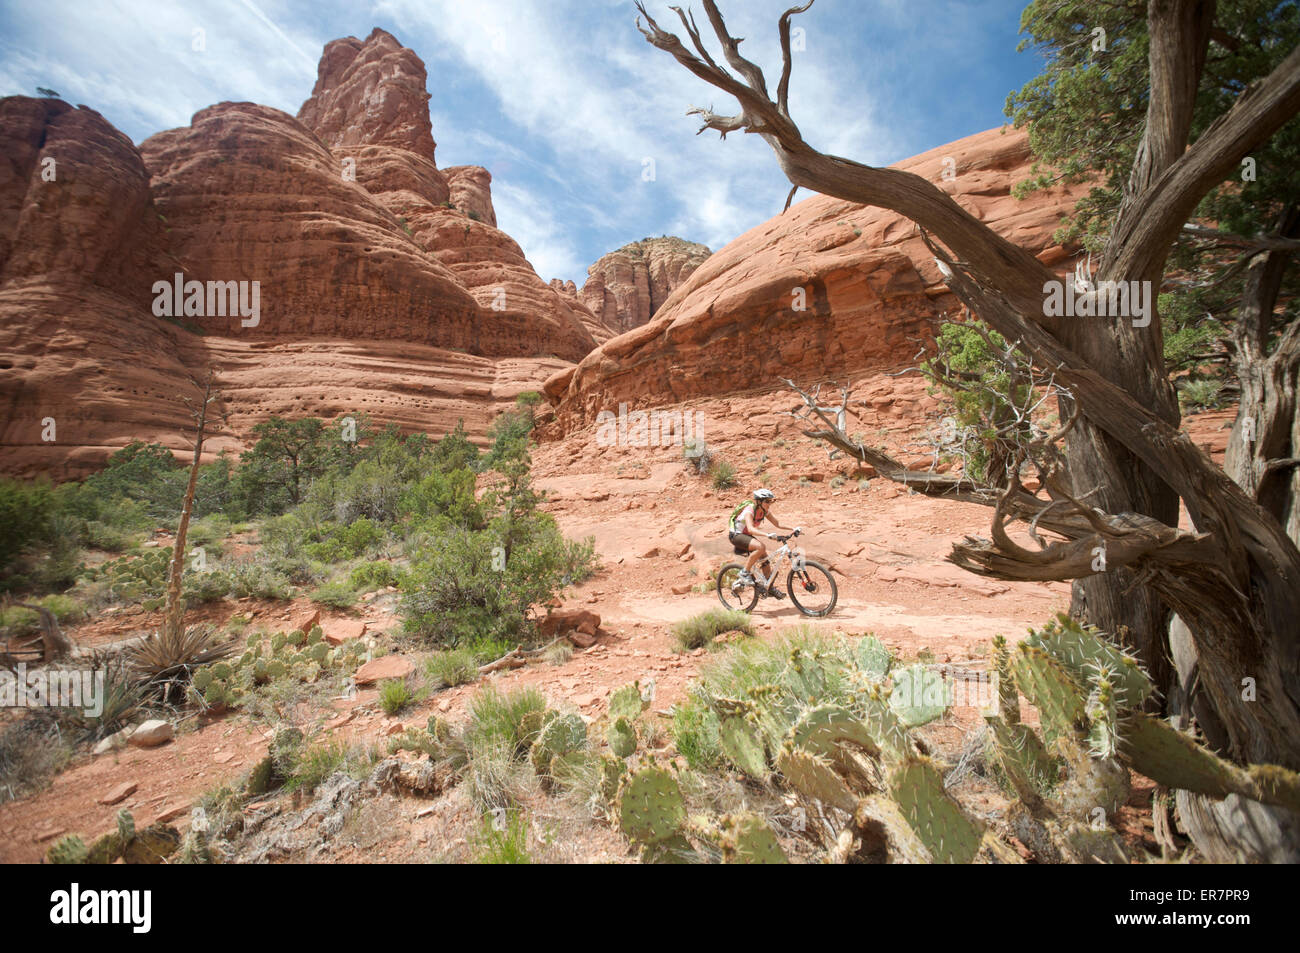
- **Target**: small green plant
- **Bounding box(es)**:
[379,678,417,715]
[472,810,532,863]
[1177,377,1224,413]
[711,460,737,490]
[467,685,548,759]
[671,608,754,652]
[309,579,359,609]
[684,438,713,475]
[283,738,348,794]
[543,641,573,666]
[426,648,479,687]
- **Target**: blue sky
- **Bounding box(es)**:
[0,0,1047,285]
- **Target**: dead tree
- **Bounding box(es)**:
[636,0,1300,857]
[6,600,73,663]
[160,374,221,644]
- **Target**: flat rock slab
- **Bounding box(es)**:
[98,781,138,805]
[354,656,415,686]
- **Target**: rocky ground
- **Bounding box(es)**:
[0,378,1232,863]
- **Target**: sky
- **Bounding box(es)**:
[0,0,1048,285]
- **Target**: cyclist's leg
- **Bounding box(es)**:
[744,538,766,576]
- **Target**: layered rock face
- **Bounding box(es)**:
[543,127,1082,433]
[0,98,207,480]
[294,28,598,361]
[0,28,603,478]
[579,236,711,333]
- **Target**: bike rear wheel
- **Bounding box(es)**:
[717,562,759,613]
[787,560,837,617]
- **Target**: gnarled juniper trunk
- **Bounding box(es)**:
[635,0,1300,858]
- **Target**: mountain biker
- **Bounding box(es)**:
[727,488,796,598]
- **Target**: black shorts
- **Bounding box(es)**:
[729,531,754,556]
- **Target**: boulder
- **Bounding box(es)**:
[129,719,174,748]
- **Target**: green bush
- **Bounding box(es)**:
[427,648,480,687]
[1178,377,1224,413]
[466,685,547,760]
[349,561,404,591]
[711,460,737,490]
[0,477,56,572]
[379,678,417,715]
[671,608,754,652]
[224,558,292,601]
[309,579,359,609]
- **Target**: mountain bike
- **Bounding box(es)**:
[716,529,838,617]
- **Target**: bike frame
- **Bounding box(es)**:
[752,538,806,588]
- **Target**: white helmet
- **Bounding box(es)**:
[753,488,775,502]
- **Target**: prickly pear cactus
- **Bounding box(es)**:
[529,713,587,780]
[854,635,893,678]
[777,746,856,812]
[1012,644,1087,744]
[1028,614,1151,707]
[617,763,693,862]
[46,835,89,864]
[991,635,1020,724]
[716,813,788,864]
[719,716,768,780]
[785,703,884,760]
[889,664,950,728]
[599,753,628,804]
[609,682,647,722]
[888,756,983,864]
[608,717,638,759]
[984,714,1058,803]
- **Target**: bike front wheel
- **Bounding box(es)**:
[717,562,759,613]
[787,560,837,617]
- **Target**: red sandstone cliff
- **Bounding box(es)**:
[579,236,712,334]
[0,29,602,478]
[542,127,1081,434]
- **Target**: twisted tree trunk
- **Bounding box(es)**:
[635,0,1300,856]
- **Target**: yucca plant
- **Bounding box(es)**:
[128,623,234,704]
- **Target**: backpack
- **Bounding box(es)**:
[727,500,751,534]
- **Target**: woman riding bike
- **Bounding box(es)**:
[727,488,798,598]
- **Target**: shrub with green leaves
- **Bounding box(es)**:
[349,560,404,591]
[309,579,359,609]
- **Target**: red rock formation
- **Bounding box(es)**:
[0,98,205,480]
[443,165,497,226]
[579,236,711,333]
[0,28,603,478]
[295,30,598,362]
[298,28,438,164]
[140,102,485,346]
[543,127,1085,434]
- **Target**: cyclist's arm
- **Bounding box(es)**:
[764,509,790,533]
